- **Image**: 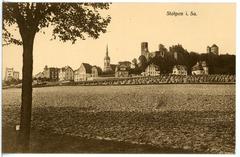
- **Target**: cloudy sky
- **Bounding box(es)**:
[2,3,236,77]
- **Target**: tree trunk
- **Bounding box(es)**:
[18,30,35,153]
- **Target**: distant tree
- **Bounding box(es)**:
[132,58,138,68]
[138,55,148,72]
[169,44,189,66]
[3,78,21,86]
[209,54,235,74]
[158,44,168,57]
[129,58,141,75]
[3,2,111,152]
[189,52,199,67]
[188,52,200,74]
[136,43,235,75]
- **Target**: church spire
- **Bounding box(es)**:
[106,44,109,57]
[104,44,111,72]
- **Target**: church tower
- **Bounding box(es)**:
[103,45,111,72]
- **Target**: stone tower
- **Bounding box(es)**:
[159,44,165,57]
[207,44,219,55]
[211,44,219,55]
[103,45,111,72]
[141,42,149,57]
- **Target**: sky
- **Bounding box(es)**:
[2,3,236,78]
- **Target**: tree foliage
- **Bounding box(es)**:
[3,3,111,45]
[138,55,148,72]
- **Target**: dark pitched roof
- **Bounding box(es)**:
[35,72,43,78]
[192,62,203,71]
[96,66,102,73]
[118,61,131,65]
[212,44,218,47]
[115,64,130,72]
[192,61,207,71]
[92,66,102,74]
[192,65,203,71]
[82,63,92,73]
[174,65,187,71]
[60,66,73,72]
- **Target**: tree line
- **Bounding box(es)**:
[131,44,235,75]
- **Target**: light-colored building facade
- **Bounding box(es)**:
[74,63,92,82]
[145,64,160,76]
[13,71,19,80]
[172,65,188,76]
[115,65,129,77]
[91,66,102,78]
[202,61,209,75]
[4,68,19,81]
[59,66,74,81]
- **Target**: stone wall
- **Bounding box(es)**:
[68,75,235,86]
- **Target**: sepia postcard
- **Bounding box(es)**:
[1,1,237,155]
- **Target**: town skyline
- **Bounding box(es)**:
[2,3,236,77]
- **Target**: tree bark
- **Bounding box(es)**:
[18,29,35,153]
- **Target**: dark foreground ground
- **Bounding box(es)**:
[2,110,235,153]
[2,85,235,153]
[3,126,194,153]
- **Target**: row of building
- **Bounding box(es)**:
[143,60,208,77]
[33,43,209,82]
[34,64,101,82]
[34,45,134,82]
[4,42,211,82]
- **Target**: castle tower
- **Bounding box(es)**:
[211,44,219,55]
[103,45,111,72]
[158,44,165,57]
[207,44,219,55]
[141,42,149,57]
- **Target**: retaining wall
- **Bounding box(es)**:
[67,74,235,86]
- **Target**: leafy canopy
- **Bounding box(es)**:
[3,3,111,45]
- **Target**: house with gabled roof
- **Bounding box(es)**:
[145,63,160,76]
[74,63,92,81]
[192,61,209,75]
[115,61,131,77]
[91,66,102,78]
[59,65,74,81]
[172,65,188,76]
